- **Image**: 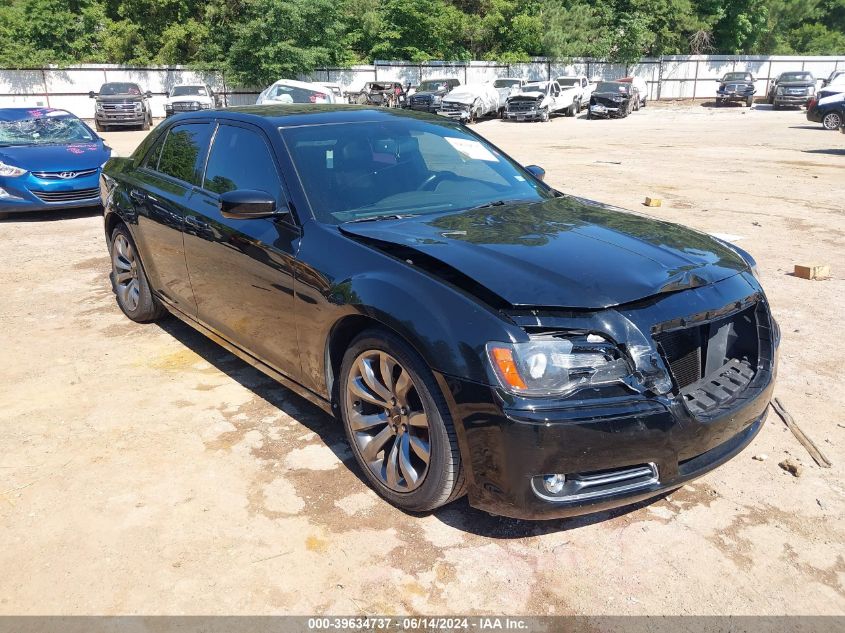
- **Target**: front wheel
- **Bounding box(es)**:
[339,330,465,512]
[95,120,106,132]
[109,224,165,322]
[141,113,151,131]
[822,112,842,130]
[746,96,754,108]
[540,107,550,122]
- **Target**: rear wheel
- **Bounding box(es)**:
[109,224,165,322]
[339,330,465,512]
[822,111,842,130]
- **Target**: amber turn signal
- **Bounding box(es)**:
[489,347,528,390]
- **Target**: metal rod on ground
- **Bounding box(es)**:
[770,398,832,468]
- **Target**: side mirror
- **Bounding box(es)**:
[145,91,152,99]
[525,165,545,181]
[89,91,96,99]
[220,189,279,219]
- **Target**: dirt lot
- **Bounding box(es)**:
[1,102,843,615]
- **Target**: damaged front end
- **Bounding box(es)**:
[438,272,779,519]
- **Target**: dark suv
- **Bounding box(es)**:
[90,82,153,132]
[407,78,461,113]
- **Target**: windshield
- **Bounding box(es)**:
[493,79,521,88]
[556,78,578,87]
[596,82,629,94]
[780,72,813,82]
[171,86,207,96]
[418,81,450,91]
[0,112,96,147]
[100,83,142,96]
[723,73,751,82]
[267,84,326,103]
[281,118,552,224]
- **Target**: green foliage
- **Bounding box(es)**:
[0,0,842,72]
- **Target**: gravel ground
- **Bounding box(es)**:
[0,102,843,615]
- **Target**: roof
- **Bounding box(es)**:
[172,104,444,127]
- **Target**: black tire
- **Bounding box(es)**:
[746,96,753,108]
[541,107,550,122]
[109,224,165,322]
[641,98,647,108]
[822,111,842,130]
[339,329,465,513]
[95,120,106,132]
[566,103,575,117]
[141,113,151,131]
[715,98,723,106]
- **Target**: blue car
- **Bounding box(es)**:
[0,108,111,218]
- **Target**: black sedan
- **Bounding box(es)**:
[588,82,637,118]
[100,105,778,520]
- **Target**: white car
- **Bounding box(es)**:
[620,76,649,107]
[256,79,337,105]
[317,82,345,101]
[164,84,218,117]
[554,75,596,116]
[504,81,567,121]
[438,84,500,123]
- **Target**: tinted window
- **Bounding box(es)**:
[171,86,207,96]
[204,125,281,198]
[157,123,213,185]
[142,133,166,169]
[779,72,813,82]
[556,78,578,88]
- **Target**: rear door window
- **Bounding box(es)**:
[157,123,213,185]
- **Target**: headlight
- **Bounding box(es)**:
[776,87,784,95]
[201,103,211,109]
[0,161,26,177]
[432,95,442,103]
[95,103,103,111]
[487,335,631,397]
[134,102,142,111]
[165,103,173,111]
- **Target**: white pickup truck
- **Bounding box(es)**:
[504,81,567,121]
[554,75,596,116]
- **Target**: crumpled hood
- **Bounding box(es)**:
[510,91,545,100]
[340,197,748,309]
[168,95,213,104]
[442,90,480,105]
[0,141,109,172]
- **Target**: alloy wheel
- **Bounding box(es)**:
[345,350,431,492]
[823,112,842,130]
[112,233,140,312]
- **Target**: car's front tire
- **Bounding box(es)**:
[339,329,465,513]
[109,224,165,322]
[142,113,151,131]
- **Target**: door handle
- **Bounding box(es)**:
[185,216,210,231]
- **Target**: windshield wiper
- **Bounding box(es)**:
[464,198,534,212]
[344,213,418,224]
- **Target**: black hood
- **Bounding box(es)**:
[776,80,815,88]
[340,197,749,309]
[96,94,145,103]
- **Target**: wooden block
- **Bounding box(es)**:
[793,263,830,280]
[644,197,662,207]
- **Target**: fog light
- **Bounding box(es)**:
[0,187,12,199]
[542,474,566,494]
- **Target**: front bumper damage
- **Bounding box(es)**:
[437,272,779,520]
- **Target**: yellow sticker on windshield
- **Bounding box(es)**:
[444,137,499,162]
